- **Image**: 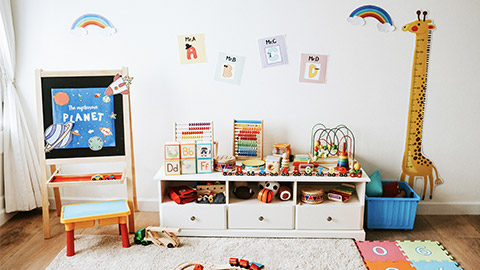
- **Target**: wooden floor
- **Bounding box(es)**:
[1,210,479,269]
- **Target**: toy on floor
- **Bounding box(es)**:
[134,228,153,245]
[143,226,181,248]
[356,240,462,270]
[229,258,264,269]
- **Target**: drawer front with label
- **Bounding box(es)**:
[161,204,226,229]
[228,204,294,229]
[296,205,362,230]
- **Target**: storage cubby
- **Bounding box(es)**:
[155,168,369,240]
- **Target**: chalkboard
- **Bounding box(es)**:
[40,75,126,159]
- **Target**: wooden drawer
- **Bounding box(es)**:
[160,203,226,229]
[296,205,362,230]
[228,204,294,229]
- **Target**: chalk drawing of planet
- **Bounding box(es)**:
[44,122,74,152]
[53,92,70,106]
[102,95,111,103]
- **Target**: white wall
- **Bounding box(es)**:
[11,0,480,214]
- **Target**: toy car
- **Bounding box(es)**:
[134,228,152,246]
[91,174,103,181]
[143,226,181,248]
[105,174,116,180]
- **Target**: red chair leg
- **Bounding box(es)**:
[120,223,130,248]
[66,230,75,256]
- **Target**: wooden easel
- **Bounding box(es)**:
[35,67,137,239]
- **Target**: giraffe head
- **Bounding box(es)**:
[402,10,435,34]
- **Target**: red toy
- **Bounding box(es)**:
[168,185,198,204]
[239,259,249,268]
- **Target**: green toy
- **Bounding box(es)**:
[134,228,152,246]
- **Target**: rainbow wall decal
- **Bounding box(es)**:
[348,5,395,32]
[71,14,116,35]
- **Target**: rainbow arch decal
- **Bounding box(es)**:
[71,14,116,35]
[348,5,395,32]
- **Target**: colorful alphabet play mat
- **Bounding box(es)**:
[356,240,463,269]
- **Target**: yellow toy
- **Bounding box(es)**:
[401,11,442,199]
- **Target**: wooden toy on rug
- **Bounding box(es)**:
[401,10,443,200]
[233,120,263,160]
[60,199,131,256]
[229,258,264,269]
[144,226,181,248]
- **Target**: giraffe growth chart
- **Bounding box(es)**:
[401,11,442,200]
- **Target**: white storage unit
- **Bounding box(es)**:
[155,168,369,240]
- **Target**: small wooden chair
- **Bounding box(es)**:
[60,199,131,256]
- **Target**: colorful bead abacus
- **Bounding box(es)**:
[233,120,263,160]
[174,122,213,142]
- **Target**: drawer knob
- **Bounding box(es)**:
[258,216,264,221]
[190,216,196,221]
[327,216,332,222]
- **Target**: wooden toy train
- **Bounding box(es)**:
[222,123,363,178]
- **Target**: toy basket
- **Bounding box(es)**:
[365,181,420,229]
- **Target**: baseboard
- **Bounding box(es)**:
[417,202,480,215]
[0,209,15,226]
[48,197,159,212]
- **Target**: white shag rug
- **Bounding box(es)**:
[47,235,366,270]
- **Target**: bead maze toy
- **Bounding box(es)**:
[356,240,462,269]
[233,120,263,160]
[401,11,443,199]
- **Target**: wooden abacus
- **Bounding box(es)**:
[233,120,263,160]
[174,122,214,142]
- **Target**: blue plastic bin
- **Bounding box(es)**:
[365,181,420,229]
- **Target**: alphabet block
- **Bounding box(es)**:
[181,159,196,174]
[165,142,180,160]
[165,160,181,175]
[197,158,213,174]
[181,142,196,159]
[196,142,212,159]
